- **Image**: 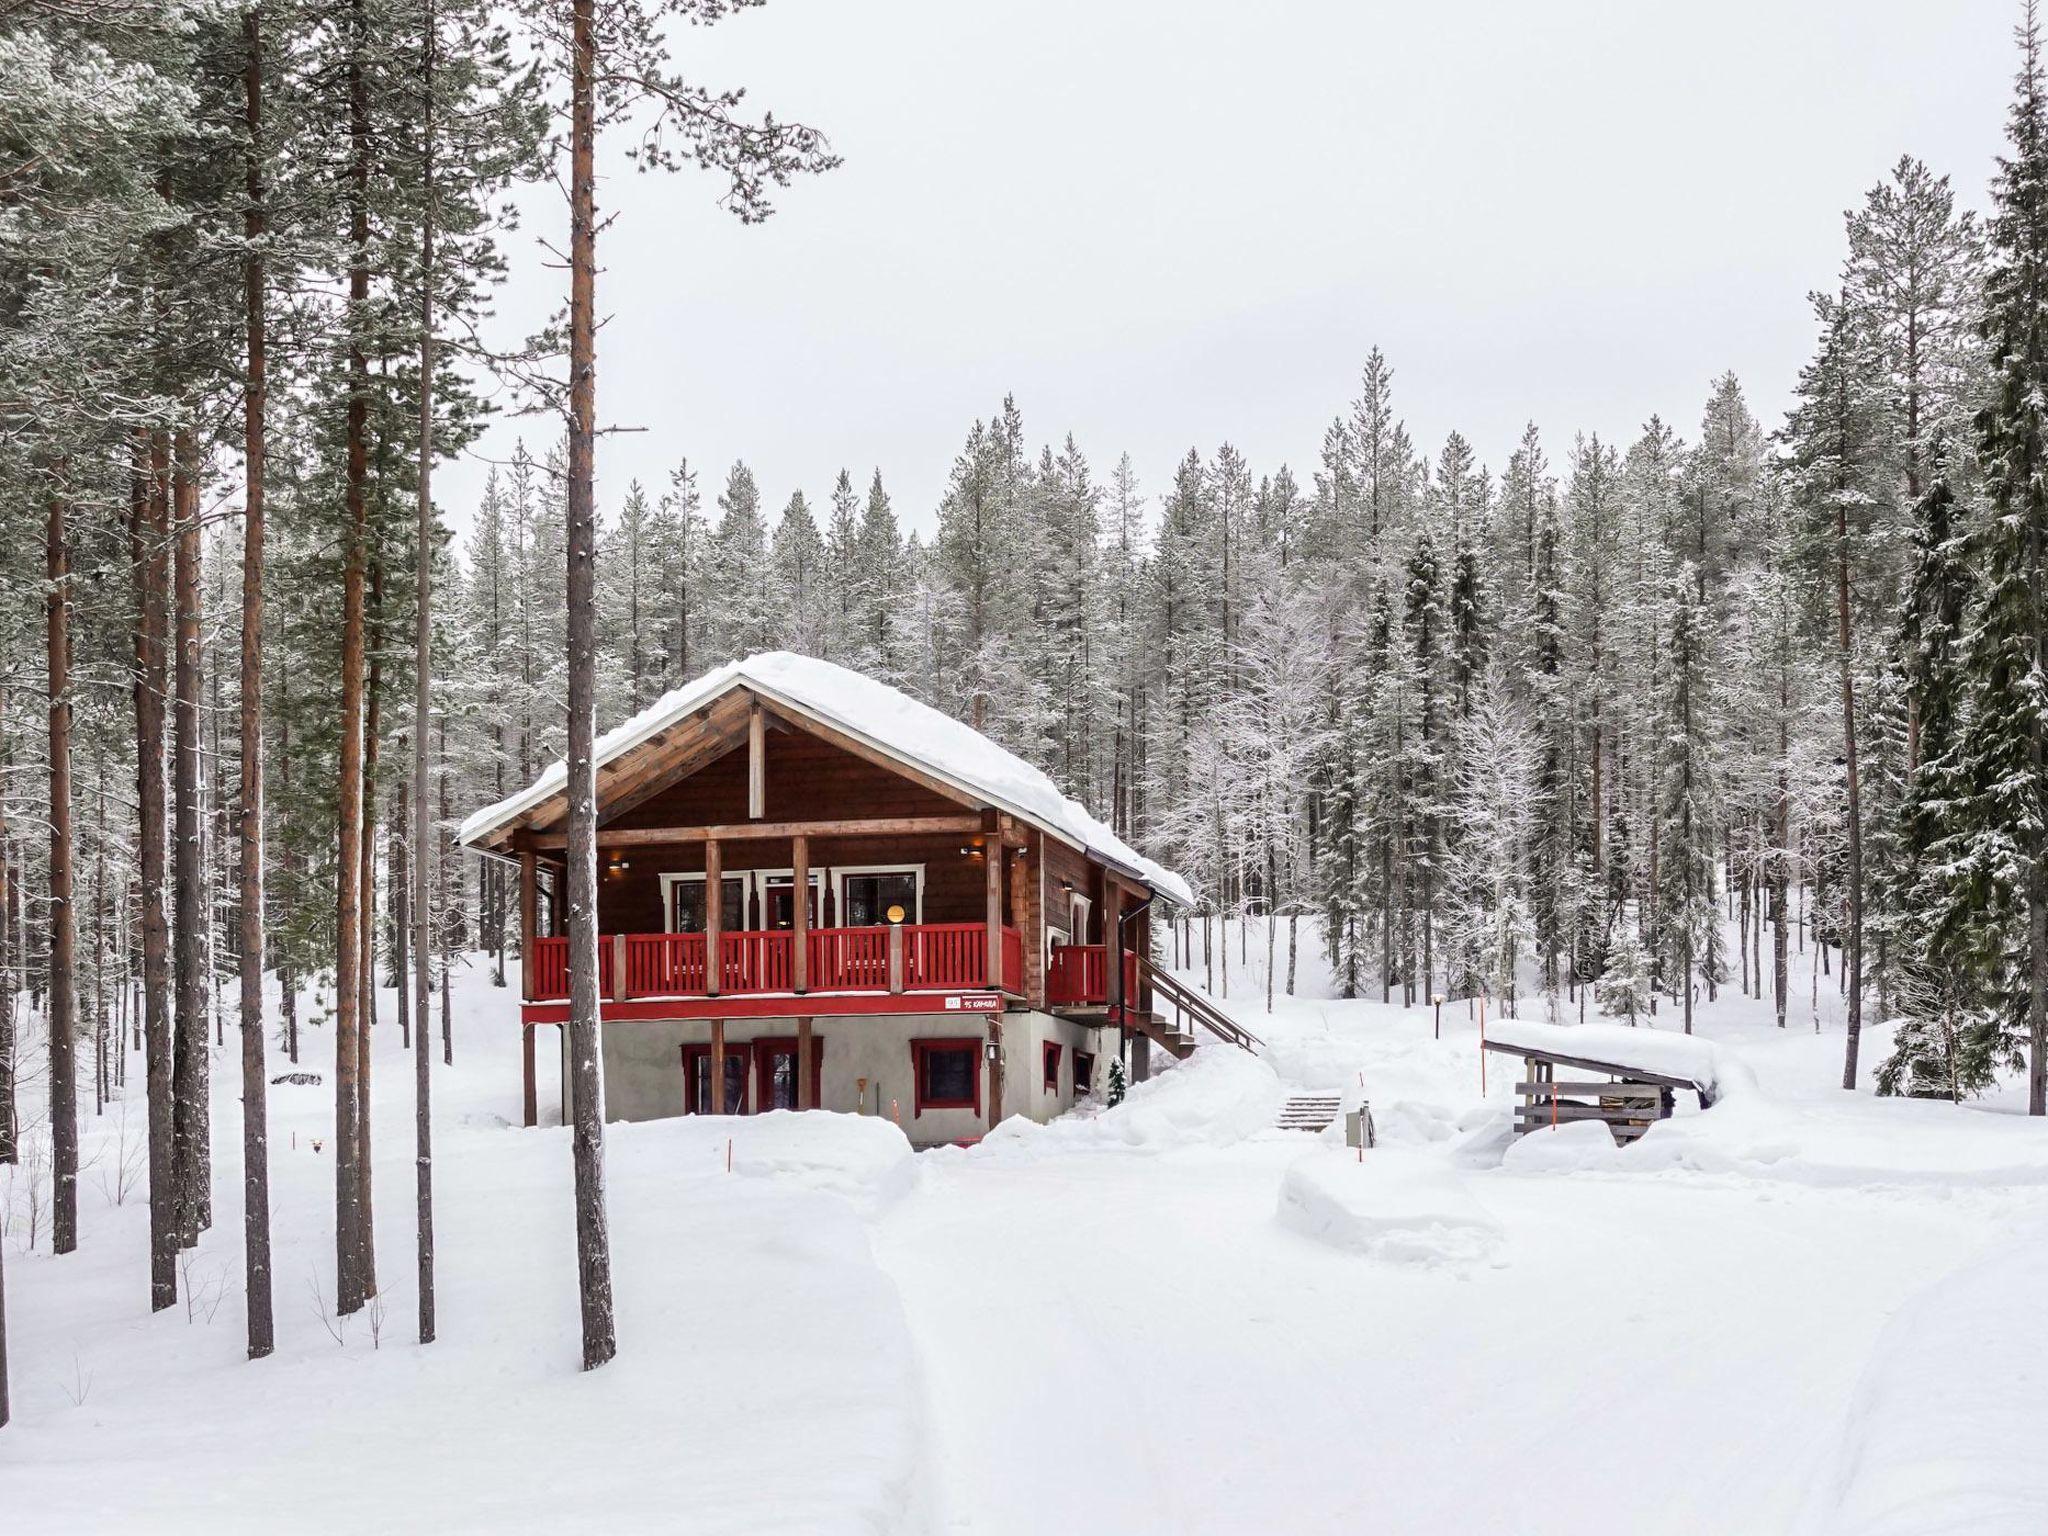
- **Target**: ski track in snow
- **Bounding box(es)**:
[5,925,2048,1535]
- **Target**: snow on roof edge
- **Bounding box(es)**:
[456,653,1196,907]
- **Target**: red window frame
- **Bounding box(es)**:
[911,1037,983,1118]
[1042,1040,1062,1094]
[679,1042,750,1116]
[1073,1050,1094,1096]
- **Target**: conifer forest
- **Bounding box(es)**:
[4,4,2048,1527]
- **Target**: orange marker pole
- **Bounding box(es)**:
[1478,989,1488,1098]
[726,1137,733,1173]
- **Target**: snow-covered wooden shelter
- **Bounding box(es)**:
[1483,1019,1728,1146]
[458,653,1204,1146]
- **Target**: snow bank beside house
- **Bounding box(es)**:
[1277,1149,1504,1267]
[631,1108,917,1212]
[974,1045,1285,1157]
[1800,1223,2048,1536]
[1486,1016,1755,1102]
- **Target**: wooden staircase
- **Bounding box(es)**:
[1274,1093,1343,1132]
[1118,956,1264,1060]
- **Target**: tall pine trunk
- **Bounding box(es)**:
[334,0,373,1314]
[47,462,78,1255]
[135,432,175,1309]
[1836,488,1864,1088]
[238,1,275,1359]
[172,430,209,1244]
[566,0,618,1370]
[414,0,439,1344]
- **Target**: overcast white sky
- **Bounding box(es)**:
[448,0,2018,542]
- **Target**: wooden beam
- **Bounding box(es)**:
[987,1017,1004,1132]
[519,849,538,1000]
[522,1024,538,1128]
[708,1018,725,1116]
[1014,828,1045,1010]
[747,695,765,818]
[611,933,628,1004]
[985,842,1003,987]
[527,692,751,833]
[792,832,810,994]
[796,1017,814,1109]
[887,922,904,994]
[522,814,984,851]
[704,837,722,997]
[589,701,752,826]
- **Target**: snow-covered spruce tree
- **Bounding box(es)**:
[1783,287,1895,1086]
[822,468,861,663]
[851,470,905,684]
[1658,565,1722,1035]
[1526,473,1576,1009]
[1403,520,1450,1000]
[1313,611,1373,998]
[1596,923,1655,1027]
[1619,419,1683,987]
[770,488,827,657]
[1946,5,2048,1116]
[1231,578,1326,1008]
[655,456,707,687]
[1445,670,1537,1010]
[708,461,773,661]
[599,480,663,709]
[1881,443,2014,1097]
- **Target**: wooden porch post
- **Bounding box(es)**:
[519,848,537,999]
[984,837,1003,990]
[611,932,627,1004]
[746,696,765,819]
[792,832,809,994]
[708,1018,725,1116]
[522,1024,537,1127]
[704,836,722,997]
[888,922,904,994]
[796,1016,814,1109]
[1014,829,1045,1010]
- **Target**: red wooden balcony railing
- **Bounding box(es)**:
[527,924,1023,1002]
[1045,944,1139,1008]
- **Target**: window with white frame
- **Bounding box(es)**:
[834,864,924,927]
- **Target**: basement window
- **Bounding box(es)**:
[1042,1041,1063,1094]
[1073,1050,1095,1096]
[912,1039,981,1117]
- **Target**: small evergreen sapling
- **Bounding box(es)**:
[1597,927,1655,1027]
[1108,1058,1127,1106]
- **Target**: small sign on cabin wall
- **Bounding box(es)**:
[945,994,1002,1013]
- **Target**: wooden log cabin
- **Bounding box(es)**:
[457,652,1196,1148]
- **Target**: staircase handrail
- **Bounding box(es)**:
[1135,956,1264,1053]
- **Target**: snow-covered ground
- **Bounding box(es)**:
[5,922,2045,1534]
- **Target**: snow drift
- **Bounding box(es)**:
[1277,1149,1504,1267]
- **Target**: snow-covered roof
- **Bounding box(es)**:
[456,651,1195,906]
[1483,1017,1749,1105]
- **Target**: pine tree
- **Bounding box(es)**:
[1949,3,2048,1115]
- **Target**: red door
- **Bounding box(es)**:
[753,1035,825,1111]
